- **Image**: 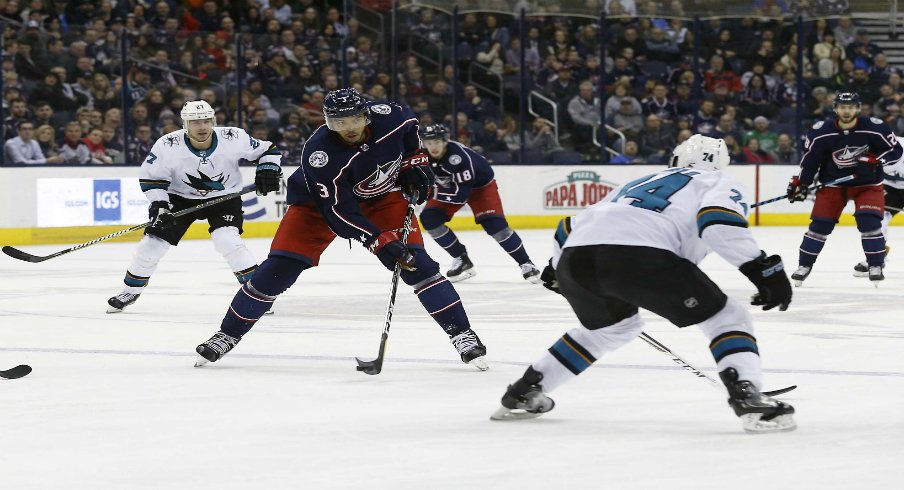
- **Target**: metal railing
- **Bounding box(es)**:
[466,62,504,116]
[593,124,626,157]
[527,91,558,141]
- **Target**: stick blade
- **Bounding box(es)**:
[0,364,33,380]
[2,246,48,263]
[763,385,797,397]
[355,357,382,375]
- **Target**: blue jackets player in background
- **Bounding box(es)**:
[193,88,489,370]
[786,91,903,286]
[419,123,542,283]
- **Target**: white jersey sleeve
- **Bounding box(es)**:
[696,173,762,267]
[138,138,174,203]
[233,128,282,167]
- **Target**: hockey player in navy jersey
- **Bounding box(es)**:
[419,124,542,283]
[193,88,489,370]
[787,92,903,286]
[106,100,283,313]
[490,135,796,433]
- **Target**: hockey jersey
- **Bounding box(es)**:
[883,136,904,190]
[139,127,281,202]
[555,168,761,269]
[431,141,495,205]
[798,116,903,187]
[287,101,421,244]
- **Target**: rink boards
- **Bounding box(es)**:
[0,164,899,246]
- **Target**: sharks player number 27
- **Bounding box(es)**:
[106,100,282,312]
[787,91,903,286]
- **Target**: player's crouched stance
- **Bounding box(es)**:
[490,135,796,433]
[107,100,282,312]
[194,88,488,370]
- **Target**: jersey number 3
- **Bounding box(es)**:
[616,170,695,212]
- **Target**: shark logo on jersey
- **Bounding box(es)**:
[221,128,238,140]
[164,135,180,147]
[371,104,392,115]
[309,151,329,168]
[353,156,402,198]
[832,144,869,168]
[183,171,228,196]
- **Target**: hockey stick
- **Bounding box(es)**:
[2,184,258,263]
[639,332,797,397]
[751,175,855,208]
[0,364,32,380]
[355,191,419,375]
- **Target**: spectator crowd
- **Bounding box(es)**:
[0,0,892,166]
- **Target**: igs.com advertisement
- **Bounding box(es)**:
[37,178,151,227]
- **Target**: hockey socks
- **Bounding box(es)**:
[798,230,827,267]
[220,281,275,338]
[861,230,887,266]
[427,225,467,258]
[413,274,470,337]
[488,224,531,265]
[532,315,644,393]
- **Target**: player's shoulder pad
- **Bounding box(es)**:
[811,120,825,130]
[302,126,338,170]
[156,129,185,148]
[368,100,415,122]
[217,126,248,141]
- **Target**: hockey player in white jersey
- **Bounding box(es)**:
[490,134,796,433]
[106,100,282,312]
[852,135,904,276]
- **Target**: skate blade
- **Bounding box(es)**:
[264,310,275,315]
[468,356,489,371]
[447,270,477,283]
[106,306,123,314]
[524,274,542,285]
[853,270,869,278]
[193,356,210,368]
[740,413,797,433]
[489,405,545,421]
[793,279,804,287]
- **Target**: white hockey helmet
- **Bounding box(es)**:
[180,100,216,129]
[669,134,730,171]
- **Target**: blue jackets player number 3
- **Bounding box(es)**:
[193,88,489,371]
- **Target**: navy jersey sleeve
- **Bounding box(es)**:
[300,140,382,244]
[399,105,421,156]
[798,123,830,185]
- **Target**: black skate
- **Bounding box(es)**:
[791,265,811,287]
[490,366,556,421]
[450,329,488,371]
[854,246,889,277]
[869,266,884,286]
[194,332,241,367]
[520,261,542,284]
[107,293,140,313]
[447,254,476,282]
[719,368,796,433]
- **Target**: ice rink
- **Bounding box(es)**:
[0,226,902,489]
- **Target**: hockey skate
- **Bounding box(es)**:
[791,265,811,287]
[490,367,556,421]
[520,261,542,284]
[447,254,476,282]
[719,368,796,433]
[869,266,884,286]
[106,293,140,313]
[194,332,241,367]
[854,246,889,277]
[450,329,488,371]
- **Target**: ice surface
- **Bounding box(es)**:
[0,227,901,489]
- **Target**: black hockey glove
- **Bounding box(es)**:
[367,231,417,272]
[540,259,561,294]
[398,150,434,204]
[786,176,809,203]
[148,200,175,230]
[255,162,282,196]
[855,153,883,180]
[739,252,792,311]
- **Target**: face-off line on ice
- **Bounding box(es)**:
[7,89,901,434]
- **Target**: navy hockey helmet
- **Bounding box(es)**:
[421,123,450,141]
[323,88,370,131]
[833,91,861,109]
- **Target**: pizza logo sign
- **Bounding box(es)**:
[543,170,617,209]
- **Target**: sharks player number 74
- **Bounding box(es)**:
[106,100,283,312]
